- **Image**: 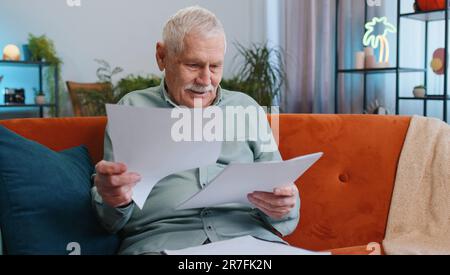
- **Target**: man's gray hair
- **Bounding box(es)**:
[163,6,227,55]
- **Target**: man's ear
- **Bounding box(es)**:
[156,42,166,71]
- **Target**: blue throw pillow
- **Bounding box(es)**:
[0,126,120,255]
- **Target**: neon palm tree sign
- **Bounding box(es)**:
[363,17,397,64]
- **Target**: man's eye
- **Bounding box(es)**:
[187,64,199,68]
[210,65,222,71]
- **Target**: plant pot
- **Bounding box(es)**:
[22,44,31,61]
[413,87,426,98]
[35,95,46,105]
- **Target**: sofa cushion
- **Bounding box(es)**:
[0,126,119,255]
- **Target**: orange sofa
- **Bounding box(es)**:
[0,115,412,254]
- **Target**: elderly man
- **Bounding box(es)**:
[92,6,299,255]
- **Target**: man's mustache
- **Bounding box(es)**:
[185,83,214,93]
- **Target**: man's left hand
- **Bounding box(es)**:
[247,185,298,220]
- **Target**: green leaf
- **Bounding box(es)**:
[225,42,286,106]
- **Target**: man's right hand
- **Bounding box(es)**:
[94,160,141,208]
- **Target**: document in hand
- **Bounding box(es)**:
[163,235,331,255]
[106,104,222,209]
[176,152,323,210]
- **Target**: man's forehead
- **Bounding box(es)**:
[180,53,224,63]
[184,32,225,48]
[174,37,225,61]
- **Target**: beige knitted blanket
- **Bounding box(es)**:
[383,116,450,255]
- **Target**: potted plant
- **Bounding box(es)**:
[364,99,390,115]
[27,34,62,115]
[28,34,61,65]
[413,85,426,98]
[33,88,46,105]
[221,42,286,107]
[76,59,162,116]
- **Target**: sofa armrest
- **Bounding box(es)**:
[326,243,383,255]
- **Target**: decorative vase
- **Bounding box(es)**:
[413,87,426,98]
[22,44,31,61]
[431,48,445,75]
[35,95,46,105]
[365,55,376,69]
[415,0,446,11]
[355,52,365,69]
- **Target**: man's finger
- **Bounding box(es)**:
[274,185,297,196]
[250,199,290,219]
[110,173,141,187]
[248,193,295,211]
[250,192,296,208]
[96,161,127,175]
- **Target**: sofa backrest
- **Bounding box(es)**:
[0,115,411,251]
[0,117,107,164]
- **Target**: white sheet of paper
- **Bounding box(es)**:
[163,235,330,255]
[106,104,222,209]
[176,152,323,210]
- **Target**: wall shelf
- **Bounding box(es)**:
[334,0,449,122]
[0,60,59,118]
[400,9,447,22]
[0,60,52,66]
[338,67,426,74]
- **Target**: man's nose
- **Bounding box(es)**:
[196,67,212,86]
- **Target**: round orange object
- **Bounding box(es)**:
[431,48,445,75]
[415,0,446,11]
